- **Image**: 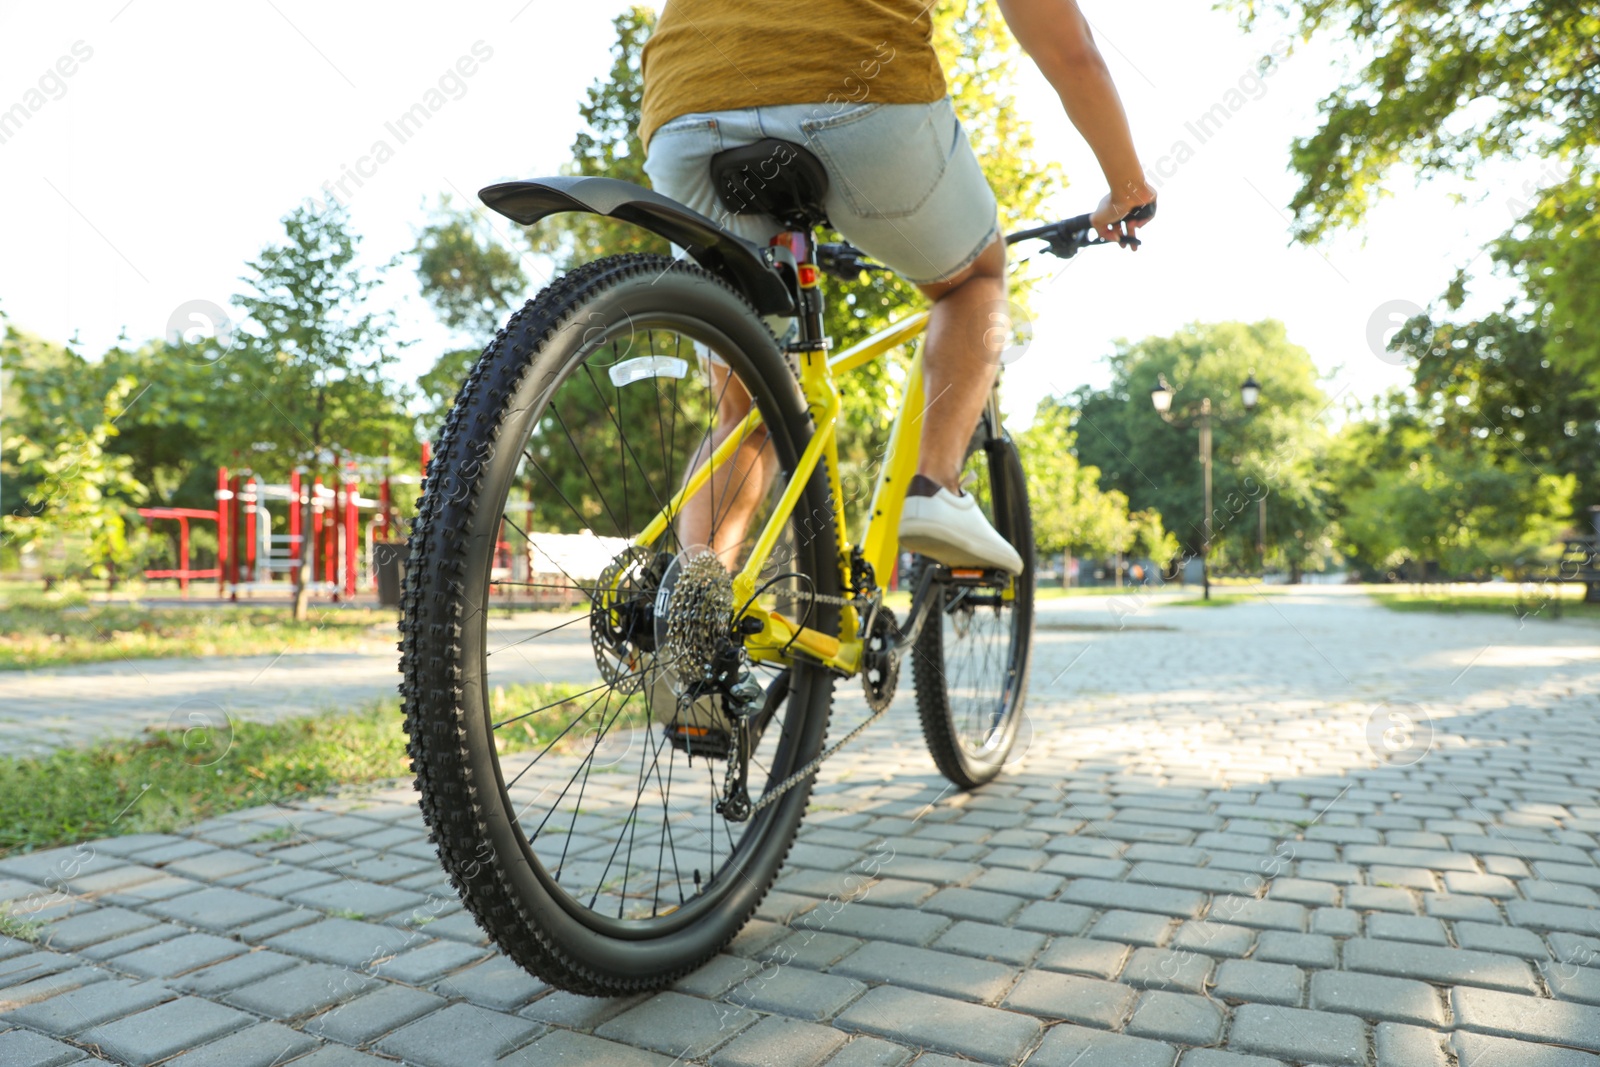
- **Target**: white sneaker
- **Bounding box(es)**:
[899,486,1024,574]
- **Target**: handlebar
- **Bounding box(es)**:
[1006,200,1157,259]
[815,201,1155,281]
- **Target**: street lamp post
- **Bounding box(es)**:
[1150,371,1261,600]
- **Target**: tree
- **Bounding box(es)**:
[1328,404,1575,578]
[1071,320,1332,574]
[1016,397,1143,559]
[1230,0,1599,243]
[222,205,412,479]
[2,376,147,588]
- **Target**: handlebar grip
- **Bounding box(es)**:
[1122,201,1157,223]
[1063,212,1093,232]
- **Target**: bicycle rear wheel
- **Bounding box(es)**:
[911,409,1035,788]
[401,254,839,994]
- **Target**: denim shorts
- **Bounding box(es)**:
[644,97,1000,287]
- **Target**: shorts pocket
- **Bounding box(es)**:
[800,100,950,219]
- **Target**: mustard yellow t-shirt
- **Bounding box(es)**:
[639,0,948,148]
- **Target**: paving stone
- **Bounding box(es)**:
[821,904,951,946]
[372,938,487,984]
[1178,1050,1285,1067]
[1125,989,1224,1045]
[510,1028,678,1065]
[726,964,866,1021]
[143,887,291,933]
[1373,1022,1448,1067]
[1227,1003,1367,1066]
[969,867,1064,898]
[831,941,1014,1004]
[109,932,245,978]
[0,952,78,990]
[1209,898,1306,932]
[1451,1030,1600,1066]
[1252,931,1337,969]
[520,989,646,1029]
[432,954,548,1011]
[1170,920,1255,959]
[1444,871,1519,898]
[163,851,272,883]
[1036,937,1129,979]
[168,950,301,996]
[375,1001,542,1064]
[1342,936,1537,993]
[1002,970,1137,1028]
[1061,879,1205,919]
[0,966,109,1012]
[672,955,761,998]
[223,960,376,1018]
[1454,919,1549,959]
[1120,947,1213,994]
[596,990,758,1058]
[1310,908,1361,937]
[3,977,176,1034]
[1212,959,1304,1006]
[162,1021,318,1067]
[1026,1022,1177,1067]
[822,1035,915,1067]
[74,922,184,961]
[1452,985,1600,1051]
[305,982,447,1044]
[1344,885,1417,913]
[1014,901,1094,936]
[834,985,1041,1063]
[1422,892,1503,923]
[1365,912,1448,945]
[0,1027,88,1067]
[1088,910,1173,947]
[1308,970,1444,1026]
[263,917,414,968]
[288,879,428,920]
[920,887,1024,924]
[709,1015,850,1067]
[75,996,252,1066]
[932,921,1046,965]
[764,930,863,970]
[39,908,158,952]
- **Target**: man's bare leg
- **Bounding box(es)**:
[677,360,778,565]
[914,237,1008,490]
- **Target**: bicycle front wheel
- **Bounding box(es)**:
[911,409,1035,788]
[401,254,840,994]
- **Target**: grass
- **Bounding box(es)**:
[1370,588,1600,622]
[1167,593,1254,607]
[0,680,630,857]
[0,587,397,670]
[0,904,43,942]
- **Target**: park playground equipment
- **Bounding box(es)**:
[137,459,405,600]
[137,445,626,605]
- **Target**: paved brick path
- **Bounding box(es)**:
[6,588,1600,1065]
[0,614,601,756]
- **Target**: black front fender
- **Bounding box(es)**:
[479,177,794,317]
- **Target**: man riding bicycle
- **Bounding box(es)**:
[640,0,1156,575]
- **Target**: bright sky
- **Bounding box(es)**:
[0,0,1547,426]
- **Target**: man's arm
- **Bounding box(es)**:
[996,0,1155,244]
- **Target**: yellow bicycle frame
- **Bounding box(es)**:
[631,309,934,678]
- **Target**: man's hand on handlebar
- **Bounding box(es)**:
[1091,185,1158,249]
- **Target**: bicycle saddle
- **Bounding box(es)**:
[710,138,831,231]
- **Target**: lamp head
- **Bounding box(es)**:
[1150,374,1174,414]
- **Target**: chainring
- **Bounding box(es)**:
[862,605,902,712]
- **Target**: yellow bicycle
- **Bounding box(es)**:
[400,142,1147,993]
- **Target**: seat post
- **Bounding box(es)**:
[771,230,829,353]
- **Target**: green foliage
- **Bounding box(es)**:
[1229,0,1599,242]
[1327,398,1575,577]
[2,376,147,585]
[415,197,530,339]
[1016,397,1142,557]
[224,205,412,477]
[1493,171,1600,390]
[1392,307,1600,510]
[1072,320,1332,572]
